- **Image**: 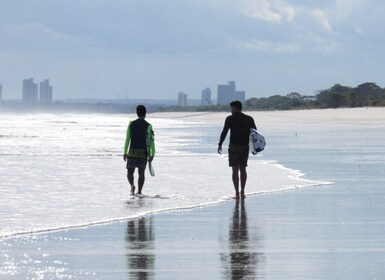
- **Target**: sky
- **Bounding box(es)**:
[0,0,384,100]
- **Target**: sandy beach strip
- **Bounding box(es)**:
[2,185,384,279]
[149,107,385,126]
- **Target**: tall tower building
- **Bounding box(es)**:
[22,78,38,103]
[217,81,246,105]
[178,92,188,107]
[0,84,2,102]
[201,87,212,105]
[39,79,53,103]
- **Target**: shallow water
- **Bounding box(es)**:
[0,113,326,238]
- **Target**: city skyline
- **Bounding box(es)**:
[2,79,251,103]
[39,79,53,104]
[178,92,188,107]
[217,81,246,105]
[201,88,212,105]
[0,1,384,100]
[22,78,38,103]
[22,78,53,104]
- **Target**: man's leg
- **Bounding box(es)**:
[137,168,145,195]
[232,166,240,198]
[240,166,247,198]
[127,168,136,195]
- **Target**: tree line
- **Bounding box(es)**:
[244,82,385,110]
[157,82,385,112]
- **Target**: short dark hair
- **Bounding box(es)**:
[230,100,242,111]
[136,105,147,117]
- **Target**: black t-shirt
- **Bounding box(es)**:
[219,112,257,146]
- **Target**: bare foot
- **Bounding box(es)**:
[240,191,246,199]
[234,192,240,199]
[130,185,136,196]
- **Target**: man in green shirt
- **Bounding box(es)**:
[123,105,155,196]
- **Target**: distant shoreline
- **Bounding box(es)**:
[1,101,384,115]
[2,82,385,114]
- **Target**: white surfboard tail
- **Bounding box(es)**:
[250,128,266,154]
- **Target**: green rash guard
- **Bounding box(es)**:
[124,118,155,160]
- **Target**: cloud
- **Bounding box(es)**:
[238,40,300,53]
[242,0,333,33]
[275,0,296,21]
[309,8,333,32]
[242,0,295,22]
[0,22,91,55]
[239,0,342,55]
[335,0,364,17]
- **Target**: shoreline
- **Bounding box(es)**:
[3,183,384,279]
[2,105,385,120]
[0,176,331,241]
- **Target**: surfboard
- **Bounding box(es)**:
[250,128,266,155]
[146,125,155,177]
[148,160,155,176]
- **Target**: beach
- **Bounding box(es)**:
[1,107,385,279]
[2,186,384,279]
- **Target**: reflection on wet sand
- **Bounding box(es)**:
[221,200,263,279]
[125,217,155,280]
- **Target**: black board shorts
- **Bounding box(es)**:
[126,157,147,170]
[228,144,249,167]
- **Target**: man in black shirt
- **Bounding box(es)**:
[218,101,257,199]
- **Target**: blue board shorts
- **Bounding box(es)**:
[126,157,147,170]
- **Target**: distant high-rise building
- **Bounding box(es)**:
[39,79,53,103]
[201,87,212,105]
[22,78,38,103]
[178,92,188,107]
[0,84,2,102]
[217,81,246,105]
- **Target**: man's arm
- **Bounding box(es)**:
[123,121,132,161]
[250,116,257,130]
[218,117,230,154]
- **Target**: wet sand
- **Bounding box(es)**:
[2,185,385,279]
